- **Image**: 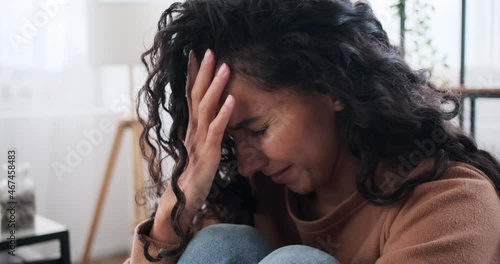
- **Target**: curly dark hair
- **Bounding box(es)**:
[136,0,500,258]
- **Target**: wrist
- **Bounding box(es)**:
[150,200,198,242]
[149,210,172,241]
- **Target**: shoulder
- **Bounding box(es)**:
[379,160,500,263]
[381,158,499,218]
[405,160,499,210]
[393,159,500,228]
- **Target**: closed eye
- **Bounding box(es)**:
[252,126,268,138]
[226,124,269,140]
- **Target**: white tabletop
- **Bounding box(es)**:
[0,215,68,241]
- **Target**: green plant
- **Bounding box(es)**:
[392,0,450,87]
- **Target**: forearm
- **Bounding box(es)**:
[150,181,205,243]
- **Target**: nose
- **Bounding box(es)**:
[234,135,268,177]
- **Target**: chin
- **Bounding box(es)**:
[286,184,314,195]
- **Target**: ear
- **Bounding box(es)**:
[330,97,344,112]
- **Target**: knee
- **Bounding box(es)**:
[194,223,270,249]
[178,223,273,264]
[196,223,258,241]
[259,245,340,264]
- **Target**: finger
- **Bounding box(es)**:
[191,49,215,122]
[186,50,200,120]
[198,63,231,130]
[206,94,235,148]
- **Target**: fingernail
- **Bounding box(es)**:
[188,50,194,62]
[204,49,211,61]
[217,64,227,76]
[225,94,234,106]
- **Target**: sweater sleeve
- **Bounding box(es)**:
[123,218,182,264]
[377,165,500,264]
[124,212,223,264]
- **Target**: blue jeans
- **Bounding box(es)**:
[178,223,341,264]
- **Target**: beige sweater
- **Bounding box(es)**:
[125,158,500,263]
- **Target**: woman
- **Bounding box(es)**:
[125,0,500,263]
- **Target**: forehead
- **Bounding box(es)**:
[216,74,289,117]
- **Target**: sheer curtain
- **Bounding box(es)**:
[0,0,131,262]
[466,0,500,87]
[0,0,95,114]
[0,0,170,262]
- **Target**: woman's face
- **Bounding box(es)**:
[217,74,344,194]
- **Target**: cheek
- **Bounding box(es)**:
[296,118,341,176]
[259,116,311,161]
[260,126,297,159]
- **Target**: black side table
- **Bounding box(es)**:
[0,215,71,264]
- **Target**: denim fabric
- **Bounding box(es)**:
[177,223,341,264]
[258,245,341,264]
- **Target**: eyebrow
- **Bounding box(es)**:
[227,116,261,131]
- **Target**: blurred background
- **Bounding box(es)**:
[0,0,499,263]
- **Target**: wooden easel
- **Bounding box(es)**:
[81,118,150,264]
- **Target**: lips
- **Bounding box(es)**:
[268,166,290,177]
